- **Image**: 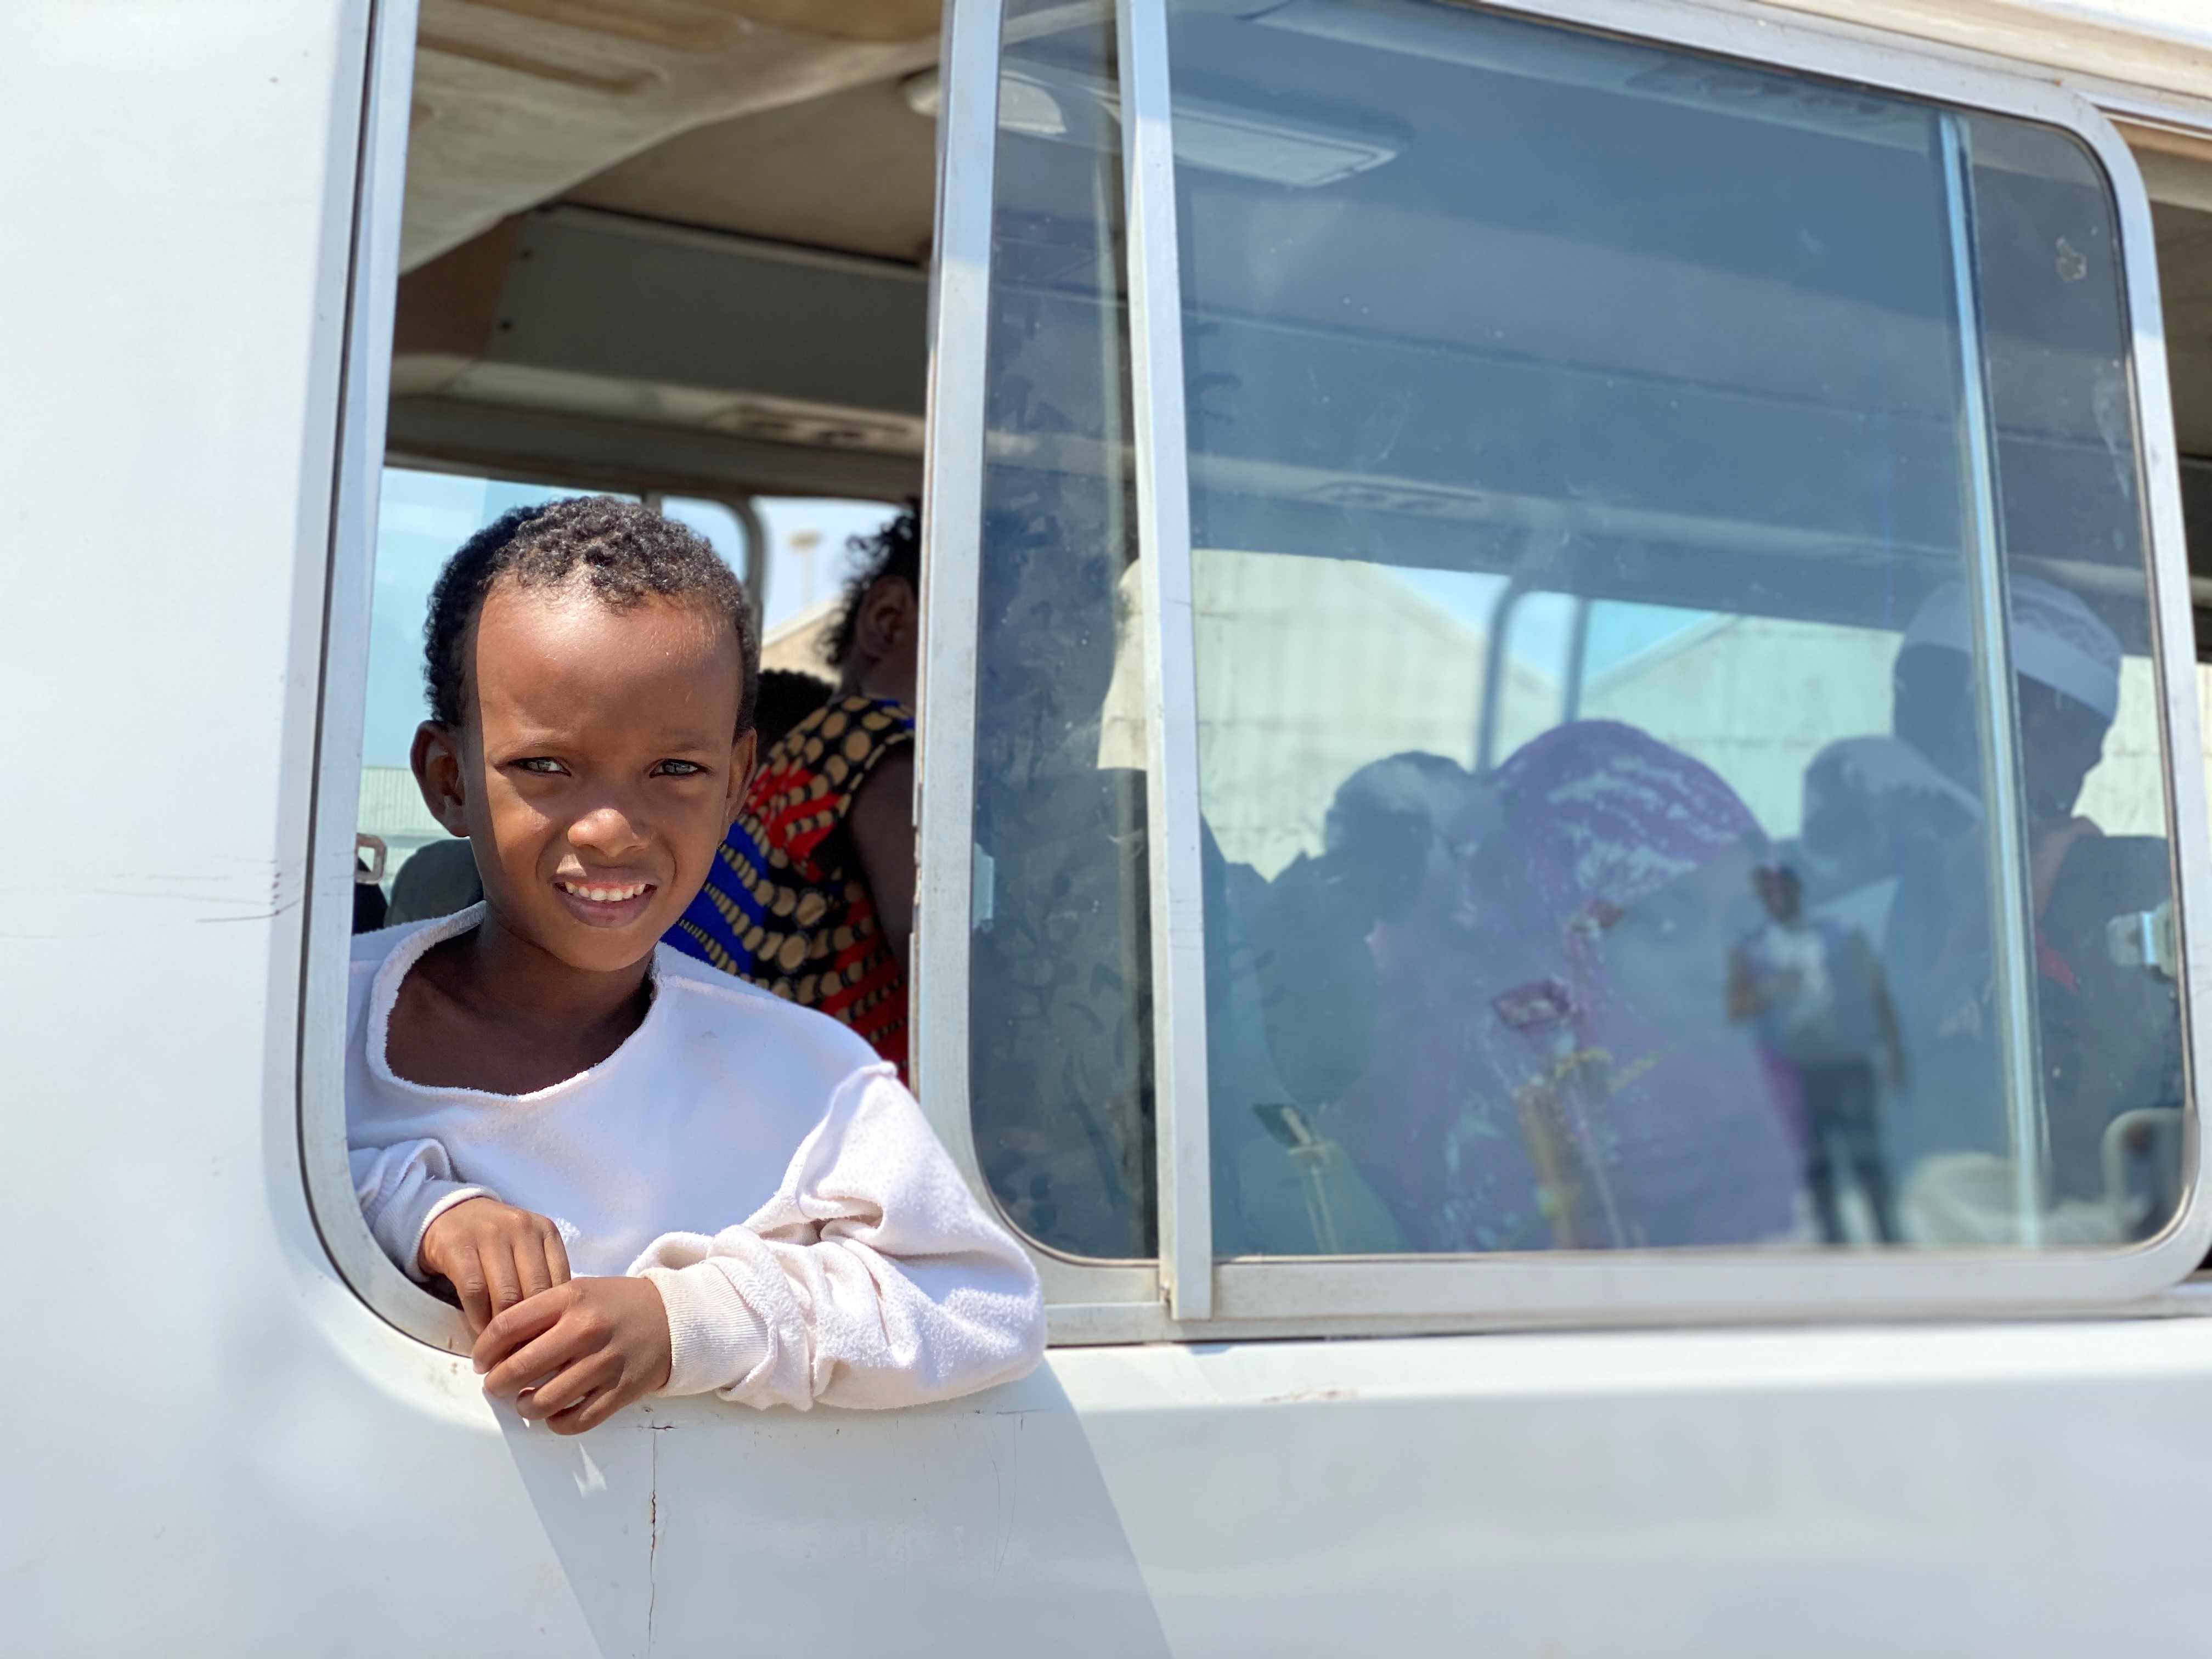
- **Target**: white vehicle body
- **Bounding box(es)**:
[11,1,2212,1654]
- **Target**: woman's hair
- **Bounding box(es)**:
[753,668,834,752]
[424,495,759,736]
[823,502,921,668]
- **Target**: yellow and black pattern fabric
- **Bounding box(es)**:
[666,694,915,1074]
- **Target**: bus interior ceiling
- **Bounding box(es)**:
[387,0,945,507]
[383,3,2212,660]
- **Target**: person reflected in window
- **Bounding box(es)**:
[1795,576,2120,1181]
[1223,753,1464,1255]
[967,510,1156,1258]
[1729,864,1907,1245]
[1242,752,1470,1112]
[1799,577,2117,938]
[664,507,919,1076]
[1325,721,1800,1252]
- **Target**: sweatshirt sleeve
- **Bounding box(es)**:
[633,1065,1046,1410]
[351,1137,497,1281]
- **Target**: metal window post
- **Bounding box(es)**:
[730,495,768,625]
[911,0,1002,1150]
[1118,0,1214,1319]
[1563,595,1593,723]
[1937,110,2048,1246]
[1475,576,1529,773]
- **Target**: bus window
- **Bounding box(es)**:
[657,495,747,584]
[966,0,1155,1261]
[746,495,907,641]
[1158,0,2185,1257]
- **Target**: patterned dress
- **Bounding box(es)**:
[665,694,914,1074]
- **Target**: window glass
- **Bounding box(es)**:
[969,0,1154,1257]
[1170,0,2183,1255]
[749,496,904,637]
[658,495,749,584]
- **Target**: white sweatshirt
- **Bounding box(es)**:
[345,906,1045,1411]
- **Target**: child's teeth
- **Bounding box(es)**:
[564,881,647,901]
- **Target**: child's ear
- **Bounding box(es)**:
[411,721,472,837]
[859,577,918,661]
[725,728,759,820]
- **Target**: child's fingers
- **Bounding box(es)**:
[486,1325,597,1403]
[449,1245,495,1335]
[473,1288,571,1381]
[482,1238,527,1323]
[515,1232,558,1305]
[519,1351,619,1425]
[543,1368,645,1436]
[483,1327,583,1402]
[539,1221,572,1288]
[543,1386,623,1436]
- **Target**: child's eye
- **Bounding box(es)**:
[653,759,706,777]
[516,757,568,775]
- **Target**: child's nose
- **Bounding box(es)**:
[569,801,651,859]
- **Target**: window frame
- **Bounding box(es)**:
[911,0,1169,1321]
[298,0,905,1351]
[298,8,776,1357]
[300,0,474,1356]
[915,0,2212,1344]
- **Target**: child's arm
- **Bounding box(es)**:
[627,1066,1045,1412]
[351,1141,569,1331]
[473,1276,670,1434]
[419,1197,572,1335]
[350,1138,496,1282]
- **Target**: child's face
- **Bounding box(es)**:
[413,578,755,976]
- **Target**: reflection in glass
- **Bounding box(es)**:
[1169,0,2181,1254]
[967,2,1155,1258]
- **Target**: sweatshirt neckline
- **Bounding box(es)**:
[366,902,673,1104]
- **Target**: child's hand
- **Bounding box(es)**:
[419,1197,571,1336]
[473,1277,673,1436]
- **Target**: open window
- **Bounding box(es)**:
[919,0,2212,1340]
[308,0,2212,1352]
[305,1,930,1350]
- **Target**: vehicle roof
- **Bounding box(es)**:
[1763,0,2212,109]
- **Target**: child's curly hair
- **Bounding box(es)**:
[823,502,921,669]
[424,495,758,735]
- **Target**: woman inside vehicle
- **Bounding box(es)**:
[665,506,920,1076]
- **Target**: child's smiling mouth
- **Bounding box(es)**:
[553,876,659,928]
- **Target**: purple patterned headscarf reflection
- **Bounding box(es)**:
[1334,721,1800,1251]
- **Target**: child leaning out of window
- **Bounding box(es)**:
[347,498,1043,1433]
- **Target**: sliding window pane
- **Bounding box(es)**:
[1168,0,2180,1255]
[968,0,1154,1259]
